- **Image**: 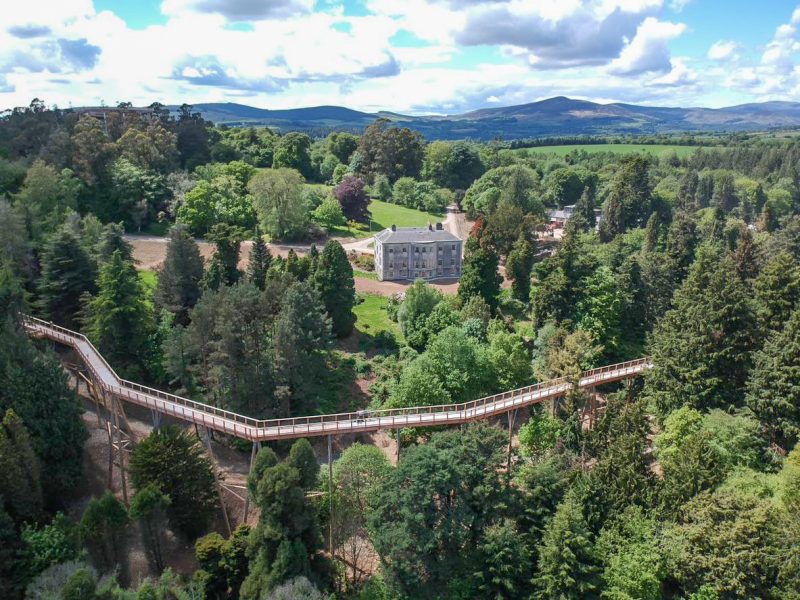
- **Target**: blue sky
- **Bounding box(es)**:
[1,0,799,114]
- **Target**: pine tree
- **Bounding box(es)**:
[96,222,133,263]
[0,409,43,523]
[643,212,660,254]
[533,490,599,599]
[128,426,218,539]
[84,249,154,376]
[154,224,204,325]
[312,240,355,338]
[644,247,759,418]
[240,462,327,599]
[459,237,502,310]
[752,251,800,335]
[574,187,596,230]
[746,309,800,447]
[273,282,333,416]
[79,491,128,571]
[666,209,698,282]
[505,234,535,302]
[203,223,244,290]
[287,438,319,490]
[37,227,96,328]
[129,483,171,573]
[733,227,758,281]
[247,233,272,291]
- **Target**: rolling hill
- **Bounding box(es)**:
[176,97,800,140]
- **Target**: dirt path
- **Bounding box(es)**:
[443,204,473,239]
[129,235,464,297]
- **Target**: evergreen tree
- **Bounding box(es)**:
[313,240,355,338]
[128,426,218,539]
[273,282,333,416]
[733,227,758,281]
[96,222,133,264]
[574,187,596,230]
[0,409,43,523]
[746,309,800,447]
[666,209,698,282]
[0,325,86,503]
[287,438,319,490]
[533,490,599,599]
[203,223,244,290]
[644,247,759,417]
[247,233,272,291]
[459,237,502,310]
[36,227,96,328]
[752,251,800,335]
[84,249,154,376]
[473,520,533,599]
[240,462,327,599]
[505,233,535,302]
[154,224,204,325]
[129,483,171,573]
[79,492,128,572]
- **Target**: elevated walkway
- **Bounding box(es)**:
[23,315,651,442]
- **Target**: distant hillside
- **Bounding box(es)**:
[175,97,800,140]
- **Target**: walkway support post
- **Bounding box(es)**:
[202,427,232,536]
[327,434,334,557]
[395,428,401,463]
[243,441,259,524]
[506,409,518,478]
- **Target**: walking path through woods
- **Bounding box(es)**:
[24,314,650,442]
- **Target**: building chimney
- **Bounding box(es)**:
[435,222,443,230]
[391,224,396,231]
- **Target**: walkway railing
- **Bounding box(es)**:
[22,314,651,442]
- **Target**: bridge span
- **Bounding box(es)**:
[22,314,651,443]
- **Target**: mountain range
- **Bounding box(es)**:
[179,96,800,140]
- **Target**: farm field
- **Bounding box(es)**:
[506,143,706,158]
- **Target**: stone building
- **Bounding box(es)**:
[373,224,463,281]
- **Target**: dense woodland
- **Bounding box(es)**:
[1,99,800,599]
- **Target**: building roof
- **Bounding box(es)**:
[375,226,462,244]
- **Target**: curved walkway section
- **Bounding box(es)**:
[23,315,651,442]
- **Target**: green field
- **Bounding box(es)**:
[507,144,703,158]
[353,293,401,337]
[352,269,378,280]
[331,199,447,239]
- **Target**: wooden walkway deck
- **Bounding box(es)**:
[23,315,651,442]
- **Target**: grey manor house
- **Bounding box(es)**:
[374,224,463,281]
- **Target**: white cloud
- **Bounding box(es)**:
[707,40,739,62]
[608,17,686,75]
[0,0,797,114]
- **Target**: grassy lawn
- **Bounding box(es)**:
[330,199,447,239]
[139,270,157,308]
[506,144,704,159]
[352,269,378,280]
[353,293,401,338]
[368,199,446,231]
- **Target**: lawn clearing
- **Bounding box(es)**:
[139,270,157,308]
[353,293,401,338]
[329,199,447,239]
[368,199,446,231]
[506,144,704,159]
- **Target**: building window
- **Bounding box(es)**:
[452,244,456,250]
[402,248,407,253]
[438,260,442,266]
[451,259,455,265]
[389,248,393,253]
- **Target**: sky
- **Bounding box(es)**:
[1,0,799,115]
